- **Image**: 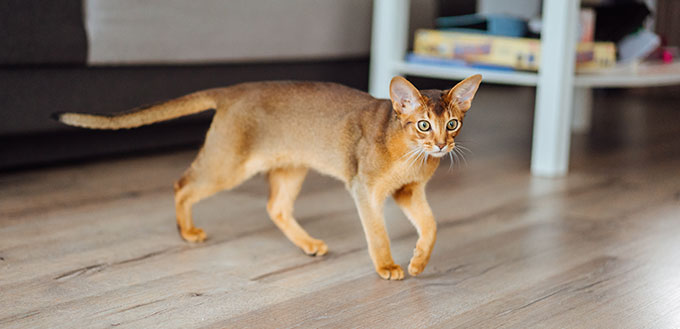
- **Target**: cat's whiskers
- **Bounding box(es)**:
[407,147,428,170]
[404,147,423,167]
[456,144,473,156]
[453,147,468,167]
[401,148,420,172]
[409,149,425,169]
[400,147,419,160]
[453,149,460,167]
[447,151,454,172]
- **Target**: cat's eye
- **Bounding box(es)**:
[417,120,431,132]
[446,119,459,131]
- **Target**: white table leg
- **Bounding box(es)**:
[369,0,409,99]
[571,87,593,133]
[531,0,580,177]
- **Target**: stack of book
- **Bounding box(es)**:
[410,10,616,72]
[412,29,616,72]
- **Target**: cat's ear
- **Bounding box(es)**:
[446,74,482,112]
[389,76,423,116]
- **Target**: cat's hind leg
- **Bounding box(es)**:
[174,150,251,243]
[267,167,328,256]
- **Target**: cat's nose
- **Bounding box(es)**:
[436,143,447,150]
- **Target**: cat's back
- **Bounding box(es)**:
[255,80,373,100]
[220,80,378,115]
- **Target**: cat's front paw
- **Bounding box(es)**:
[300,238,328,257]
[180,227,207,243]
[376,264,404,280]
[408,247,429,276]
[408,260,425,276]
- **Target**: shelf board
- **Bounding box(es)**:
[395,60,680,88]
[574,62,680,87]
[394,61,538,86]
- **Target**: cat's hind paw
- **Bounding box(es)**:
[376,264,404,280]
[300,239,328,257]
[180,227,207,243]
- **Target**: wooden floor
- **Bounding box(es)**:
[2,86,680,328]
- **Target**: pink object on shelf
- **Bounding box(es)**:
[662,50,673,64]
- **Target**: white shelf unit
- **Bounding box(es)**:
[369,0,680,177]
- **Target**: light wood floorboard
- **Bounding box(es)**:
[1,86,679,328]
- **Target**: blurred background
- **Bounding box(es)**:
[0,0,678,170]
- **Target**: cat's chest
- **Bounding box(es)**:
[381,158,438,191]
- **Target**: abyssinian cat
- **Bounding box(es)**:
[55,75,482,280]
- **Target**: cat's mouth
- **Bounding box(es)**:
[428,150,449,158]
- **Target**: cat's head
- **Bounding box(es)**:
[389,74,482,158]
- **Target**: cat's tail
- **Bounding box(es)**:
[52,90,218,130]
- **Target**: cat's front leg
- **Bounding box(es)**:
[393,183,437,276]
[351,185,404,280]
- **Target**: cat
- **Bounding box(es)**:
[54,75,482,280]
